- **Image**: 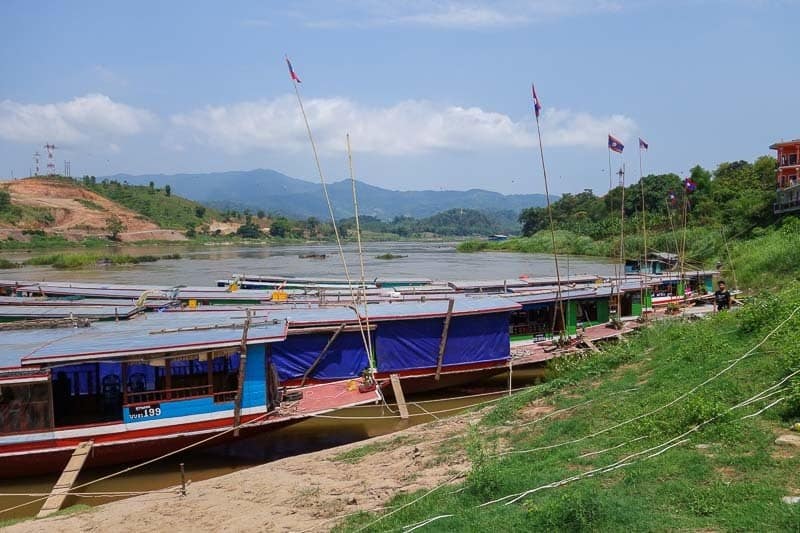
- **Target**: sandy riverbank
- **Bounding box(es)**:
[2,406,508,533]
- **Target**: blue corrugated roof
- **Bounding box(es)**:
[165,297,520,326]
[0,312,287,369]
[0,305,141,319]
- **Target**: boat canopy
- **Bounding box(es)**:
[376,311,511,372]
[0,312,288,369]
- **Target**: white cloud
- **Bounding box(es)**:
[302,0,623,29]
[541,108,636,148]
[0,94,156,145]
[169,95,636,155]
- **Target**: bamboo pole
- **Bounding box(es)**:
[532,84,566,338]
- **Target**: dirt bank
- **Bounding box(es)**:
[2,408,497,533]
[1,178,160,234]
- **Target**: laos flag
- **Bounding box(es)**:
[608,134,624,153]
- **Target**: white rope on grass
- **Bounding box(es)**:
[403,514,455,532]
[739,397,784,420]
[578,434,650,459]
[731,367,800,410]
[296,505,392,533]
[514,388,639,431]
[386,328,800,531]
[483,366,800,510]
[353,472,466,533]
[495,304,800,459]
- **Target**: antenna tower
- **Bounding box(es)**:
[33,151,41,176]
[44,144,57,175]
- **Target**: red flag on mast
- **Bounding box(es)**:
[286,56,302,83]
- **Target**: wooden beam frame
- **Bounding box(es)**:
[434,299,455,382]
[300,323,346,387]
[232,310,252,436]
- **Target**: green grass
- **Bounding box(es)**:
[332,436,417,464]
[0,204,56,227]
[0,234,116,250]
[24,252,181,269]
[75,198,105,211]
[338,285,800,531]
[87,181,219,230]
[0,258,19,269]
[732,217,800,290]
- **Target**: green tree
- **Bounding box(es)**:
[236,217,262,238]
[257,209,266,219]
[105,215,126,241]
[269,217,292,238]
[0,189,10,211]
[149,181,156,194]
[195,205,206,218]
[164,184,171,197]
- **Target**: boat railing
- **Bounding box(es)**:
[212,390,237,403]
[126,385,212,404]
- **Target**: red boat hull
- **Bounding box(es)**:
[0,413,295,479]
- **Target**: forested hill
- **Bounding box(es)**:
[340,208,520,237]
[106,169,550,220]
[518,156,777,241]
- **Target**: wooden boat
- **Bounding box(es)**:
[0,312,380,478]
[225,297,523,394]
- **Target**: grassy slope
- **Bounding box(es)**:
[88,181,219,229]
[341,234,800,531]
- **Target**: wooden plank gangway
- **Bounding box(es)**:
[37,440,93,518]
[390,373,409,419]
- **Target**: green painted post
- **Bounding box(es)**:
[566,301,578,335]
[596,299,610,323]
[631,293,642,317]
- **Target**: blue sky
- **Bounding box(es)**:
[0,0,796,194]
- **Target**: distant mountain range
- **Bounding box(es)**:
[105,169,550,221]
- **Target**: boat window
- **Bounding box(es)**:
[125,352,240,405]
[51,362,123,427]
[0,382,52,434]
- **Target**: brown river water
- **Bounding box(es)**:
[0,242,614,520]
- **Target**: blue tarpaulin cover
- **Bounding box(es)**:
[271,332,369,381]
[375,312,510,372]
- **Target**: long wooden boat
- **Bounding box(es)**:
[212,297,523,394]
[0,312,380,478]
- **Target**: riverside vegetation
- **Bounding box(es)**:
[339,218,800,530]
[337,165,800,531]
[458,156,777,269]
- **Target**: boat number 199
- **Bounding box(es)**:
[128,404,162,420]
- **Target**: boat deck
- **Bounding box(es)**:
[281,379,378,417]
[510,320,641,366]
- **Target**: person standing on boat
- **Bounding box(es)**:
[714,281,731,311]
